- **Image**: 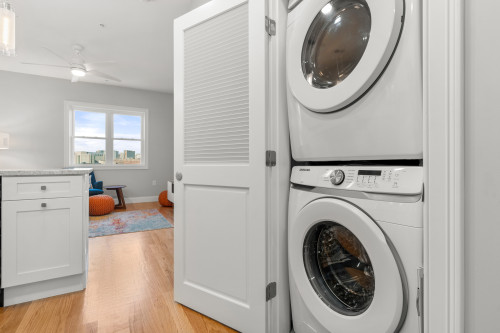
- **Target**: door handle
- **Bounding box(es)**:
[41,185,47,190]
[176,172,183,181]
[417,267,424,333]
[41,203,47,208]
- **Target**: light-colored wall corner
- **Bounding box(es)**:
[465,0,500,331]
[0,70,174,198]
[190,0,211,10]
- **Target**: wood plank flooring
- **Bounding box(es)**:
[0,202,236,333]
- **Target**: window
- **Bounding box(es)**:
[64,101,148,169]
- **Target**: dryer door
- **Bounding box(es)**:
[289,198,408,332]
[287,0,404,112]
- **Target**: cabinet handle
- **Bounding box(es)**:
[41,185,47,190]
[41,203,47,208]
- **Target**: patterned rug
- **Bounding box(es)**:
[89,209,173,238]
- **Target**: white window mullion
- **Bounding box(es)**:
[70,136,74,166]
[142,112,147,167]
[69,108,74,165]
[69,108,75,166]
[106,111,114,166]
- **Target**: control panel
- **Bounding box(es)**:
[291,166,423,195]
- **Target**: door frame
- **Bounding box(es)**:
[423,0,465,332]
[266,0,292,332]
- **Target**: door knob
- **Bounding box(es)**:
[176,172,183,181]
[41,203,47,208]
[41,185,47,190]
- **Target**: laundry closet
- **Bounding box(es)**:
[173,0,483,332]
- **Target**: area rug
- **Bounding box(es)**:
[89,209,173,238]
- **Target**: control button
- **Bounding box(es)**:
[330,169,345,186]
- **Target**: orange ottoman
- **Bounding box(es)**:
[158,190,173,207]
[89,194,115,216]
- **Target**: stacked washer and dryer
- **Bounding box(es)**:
[286,0,424,333]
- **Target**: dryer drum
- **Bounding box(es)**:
[303,221,375,315]
[302,0,372,89]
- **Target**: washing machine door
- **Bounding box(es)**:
[287,0,404,112]
[289,198,408,333]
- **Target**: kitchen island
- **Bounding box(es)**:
[0,168,92,306]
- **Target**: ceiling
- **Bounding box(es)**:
[0,0,196,93]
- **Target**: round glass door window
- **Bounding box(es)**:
[303,221,375,315]
[302,0,371,89]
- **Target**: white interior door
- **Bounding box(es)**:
[173,0,269,332]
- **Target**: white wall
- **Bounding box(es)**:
[465,1,500,331]
[190,0,211,10]
[0,71,174,200]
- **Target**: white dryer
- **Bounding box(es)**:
[286,0,422,161]
[288,166,423,333]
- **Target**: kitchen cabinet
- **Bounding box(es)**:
[0,170,91,306]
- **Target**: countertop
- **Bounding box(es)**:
[0,168,93,176]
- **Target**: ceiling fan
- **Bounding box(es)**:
[22,44,121,83]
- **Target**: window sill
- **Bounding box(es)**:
[67,165,149,171]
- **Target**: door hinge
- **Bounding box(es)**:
[266,150,276,167]
[266,282,277,301]
[265,16,276,36]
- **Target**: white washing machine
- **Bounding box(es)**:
[288,165,423,333]
[286,0,422,161]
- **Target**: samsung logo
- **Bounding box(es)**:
[299,168,310,172]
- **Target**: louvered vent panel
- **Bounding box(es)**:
[184,3,249,164]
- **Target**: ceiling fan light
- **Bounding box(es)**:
[0,1,15,56]
[71,68,86,77]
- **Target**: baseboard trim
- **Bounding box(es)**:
[123,196,158,204]
[4,273,86,306]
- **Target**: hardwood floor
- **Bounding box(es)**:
[0,202,236,333]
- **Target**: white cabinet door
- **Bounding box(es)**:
[173,0,269,332]
[1,197,83,288]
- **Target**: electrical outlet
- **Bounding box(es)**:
[152,180,157,186]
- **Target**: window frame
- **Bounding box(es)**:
[64,101,149,170]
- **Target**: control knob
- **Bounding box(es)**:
[330,169,345,186]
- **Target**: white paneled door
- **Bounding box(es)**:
[173,0,269,332]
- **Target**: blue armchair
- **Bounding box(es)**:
[89,171,104,196]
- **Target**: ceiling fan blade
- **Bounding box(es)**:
[42,46,71,65]
[87,70,121,82]
[21,62,70,69]
[71,75,80,83]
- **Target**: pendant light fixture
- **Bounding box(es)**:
[0,1,15,56]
